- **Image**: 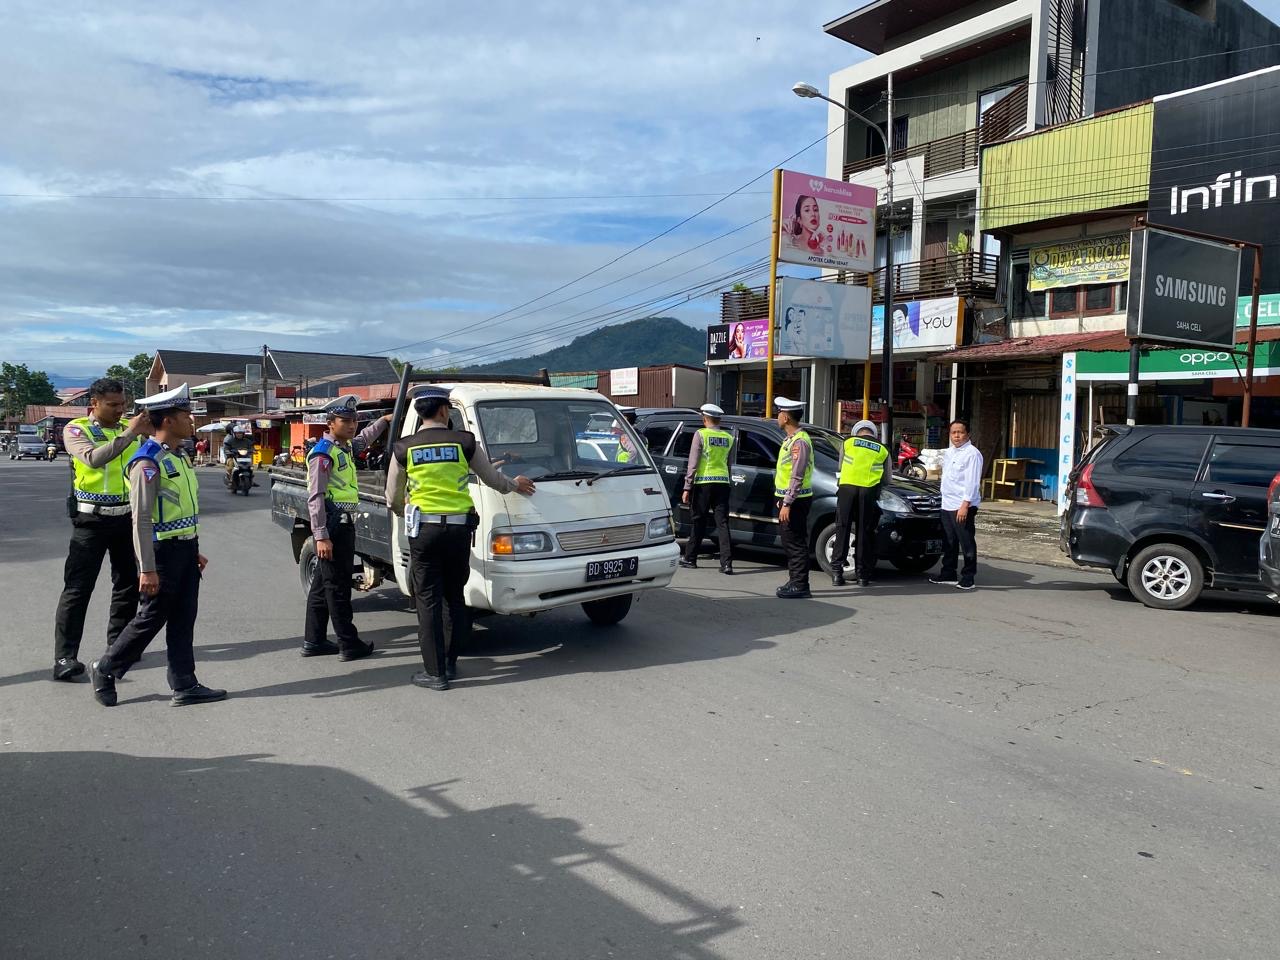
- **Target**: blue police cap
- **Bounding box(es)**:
[412,386,452,403]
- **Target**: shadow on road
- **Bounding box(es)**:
[0,751,739,959]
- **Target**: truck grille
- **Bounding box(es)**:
[556,523,645,552]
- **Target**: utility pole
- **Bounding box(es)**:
[881,70,897,448]
[260,344,269,414]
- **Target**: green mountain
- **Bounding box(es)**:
[464,317,705,375]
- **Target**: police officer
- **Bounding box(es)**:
[613,406,638,463]
[773,397,813,599]
[679,403,734,574]
[386,386,535,690]
[831,419,889,587]
[90,384,226,707]
[52,378,156,680]
[301,395,391,660]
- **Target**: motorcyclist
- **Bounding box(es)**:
[223,424,256,481]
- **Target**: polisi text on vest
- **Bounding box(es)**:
[1153,274,1228,307]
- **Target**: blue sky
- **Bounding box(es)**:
[2,0,1279,378]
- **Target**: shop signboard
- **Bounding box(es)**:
[1057,353,1077,515]
[775,278,871,360]
[1076,341,1279,380]
[777,170,876,273]
[610,367,639,397]
[1148,66,1280,294]
[1028,234,1129,291]
[706,318,771,362]
[1237,293,1280,327]
[1126,227,1240,348]
[870,297,964,354]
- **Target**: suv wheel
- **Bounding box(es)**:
[1126,543,1204,610]
[814,522,850,576]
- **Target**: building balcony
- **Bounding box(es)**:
[872,251,999,303]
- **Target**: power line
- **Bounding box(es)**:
[0,190,773,203]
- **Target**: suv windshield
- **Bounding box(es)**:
[475,399,654,481]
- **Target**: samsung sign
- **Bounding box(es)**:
[1126,227,1240,348]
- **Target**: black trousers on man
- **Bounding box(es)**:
[304,519,362,651]
[940,508,979,587]
[833,485,882,581]
[54,514,138,661]
[684,484,731,566]
[97,539,200,691]
[409,522,472,678]
[777,497,812,588]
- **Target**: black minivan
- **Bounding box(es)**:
[1061,425,1280,609]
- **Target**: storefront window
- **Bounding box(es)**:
[1010,261,1045,319]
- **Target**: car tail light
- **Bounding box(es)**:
[1074,463,1106,508]
[1269,471,1280,503]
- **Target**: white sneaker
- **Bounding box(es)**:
[955,582,976,591]
[929,575,959,586]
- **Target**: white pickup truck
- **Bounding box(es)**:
[269,373,680,625]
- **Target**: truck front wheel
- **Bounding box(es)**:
[298,537,318,595]
[582,593,632,626]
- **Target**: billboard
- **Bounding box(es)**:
[870,297,964,354]
[778,170,876,273]
[1028,235,1129,291]
[1126,227,1240,348]
[775,278,871,360]
[610,367,639,396]
[706,317,771,362]
[1148,66,1280,294]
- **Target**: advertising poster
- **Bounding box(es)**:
[610,367,639,396]
[706,317,770,362]
[1029,235,1129,291]
[1126,228,1239,348]
[777,169,877,273]
[870,297,964,354]
[775,278,871,360]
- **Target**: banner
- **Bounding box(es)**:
[775,278,871,360]
[706,318,770,362]
[1028,234,1129,291]
[777,170,876,273]
[1126,227,1240,348]
[870,297,964,354]
[1237,292,1280,327]
[610,367,638,396]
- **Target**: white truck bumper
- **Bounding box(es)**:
[483,542,680,615]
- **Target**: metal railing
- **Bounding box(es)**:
[842,129,980,181]
[979,81,1029,145]
[870,252,999,302]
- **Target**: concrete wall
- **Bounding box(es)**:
[1090,0,1280,112]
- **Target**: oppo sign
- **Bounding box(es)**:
[1180,351,1232,365]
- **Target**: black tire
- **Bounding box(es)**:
[891,554,940,575]
[298,537,319,595]
[906,464,927,480]
[1126,543,1204,610]
[814,521,851,576]
[582,593,632,626]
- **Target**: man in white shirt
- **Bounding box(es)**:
[931,419,983,590]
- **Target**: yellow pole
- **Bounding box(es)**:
[764,169,781,418]
[862,273,873,420]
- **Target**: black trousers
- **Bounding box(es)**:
[684,484,731,565]
[940,508,979,586]
[54,514,138,660]
[409,523,472,677]
[304,520,361,651]
[98,539,200,691]
[833,485,882,579]
[777,497,812,588]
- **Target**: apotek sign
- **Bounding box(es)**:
[1125,227,1240,348]
[777,170,877,273]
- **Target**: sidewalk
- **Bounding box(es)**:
[974,499,1072,569]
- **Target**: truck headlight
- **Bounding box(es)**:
[648,514,674,540]
[491,532,552,556]
[878,490,911,514]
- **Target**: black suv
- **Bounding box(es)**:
[634,410,945,574]
[1061,425,1280,609]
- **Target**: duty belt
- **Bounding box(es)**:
[419,513,471,526]
[77,503,131,517]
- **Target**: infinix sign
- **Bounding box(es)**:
[1168,171,1278,215]
[1126,227,1240,348]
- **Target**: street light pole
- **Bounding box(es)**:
[793,79,896,446]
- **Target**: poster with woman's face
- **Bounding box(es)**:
[778,170,876,273]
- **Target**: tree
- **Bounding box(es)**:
[103,352,153,398]
[0,362,59,421]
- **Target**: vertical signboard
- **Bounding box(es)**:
[1057,352,1077,515]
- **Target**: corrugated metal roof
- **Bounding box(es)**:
[549,373,598,388]
[155,350,273,377]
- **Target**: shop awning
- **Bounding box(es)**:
[933,331,1116,364]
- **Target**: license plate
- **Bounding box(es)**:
[925,540,942,553]
[585,556,639,582]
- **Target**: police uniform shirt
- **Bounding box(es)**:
[129,445,195,574]
[385,421,517,515]
[306,418,389,540]
[63,418,142,473]
[779,434,811,506]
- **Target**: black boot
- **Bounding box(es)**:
[90,661,117,707]
[411,671,449,691]
[301,640,340,657]
[719,562,734,575]
[678,558,697,569]
[831,565,846,587]
[171,683,228,706]
[776,582,812,599]
[53,657,86,681]
[339,640,375,662]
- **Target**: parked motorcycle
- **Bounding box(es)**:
[895,437,927,480]
[224,455,254,495]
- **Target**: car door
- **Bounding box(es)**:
[729,426,782,547]
[1192,435,1280,584]
[636,418,685,505]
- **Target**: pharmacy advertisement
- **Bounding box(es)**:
[777,170,877,273]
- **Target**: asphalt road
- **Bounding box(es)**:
[1,457,1277,959]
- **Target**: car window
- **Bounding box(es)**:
[639,421,677,456]
[735,429,781,469]
[1203,441,1280,488]
[807,431,841,463]
[670,424,695,459]
[1111,434,1208,482]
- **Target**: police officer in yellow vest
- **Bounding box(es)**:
[679,403,735,574]
[386,386,535,691]
[302,395,391,660]
[774,397,814,599]
[613,406,638,463]
[90,384,226,707]
[53,377,155,681]
[831,419,890,587]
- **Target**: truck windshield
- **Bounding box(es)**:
[475,399,655,481]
